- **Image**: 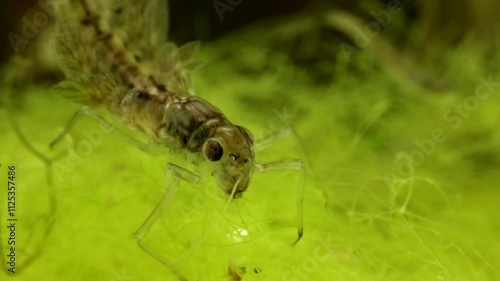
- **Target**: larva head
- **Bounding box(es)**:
[202,124,255,198]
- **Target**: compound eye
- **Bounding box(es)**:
[204,140,223,161]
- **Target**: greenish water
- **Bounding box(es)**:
[1,11,499,281]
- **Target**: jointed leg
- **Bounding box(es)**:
[254,124,307,244]
[255,159,305,245]
[255,124,313,177]
[50,106,165,155]
[254,126,295,152]
[134,163,200,281]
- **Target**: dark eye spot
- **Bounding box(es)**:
[114,7,124,15]
[156,84,167,92]
[137,91,149,100]
[244,159,249,163]
[229,154,237,161]
[205,140,223,161]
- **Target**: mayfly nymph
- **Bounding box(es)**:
[51,0,304,279]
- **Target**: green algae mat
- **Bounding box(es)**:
[1,3,499,281]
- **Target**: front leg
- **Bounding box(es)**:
[50,106,167,155]
[255,159,305,245]
[134,163,200,281]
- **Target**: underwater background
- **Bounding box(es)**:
[1,0,499,280]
